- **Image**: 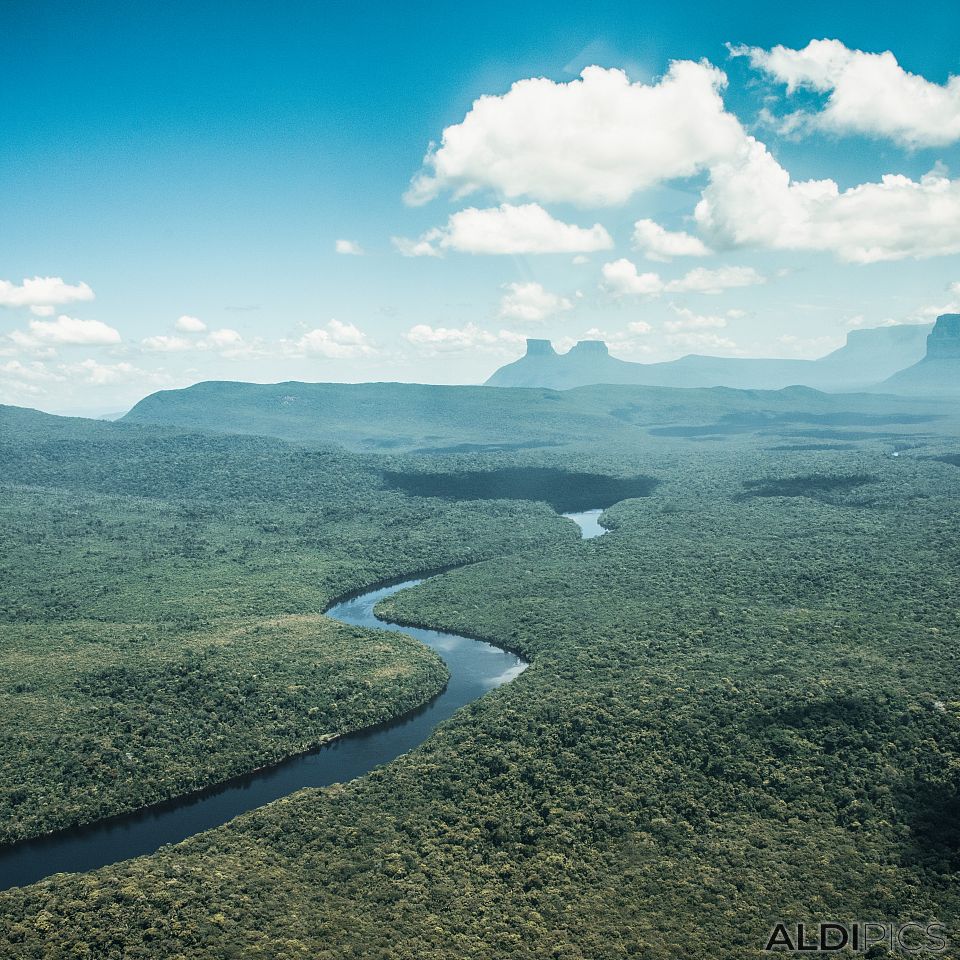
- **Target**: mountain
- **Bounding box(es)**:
[881,314,960,395]
[486,324,933,392]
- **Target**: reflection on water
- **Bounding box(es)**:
[563,508,608,539]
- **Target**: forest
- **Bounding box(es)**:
[1,383,959,958]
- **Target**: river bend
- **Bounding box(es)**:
[0,509,604,890]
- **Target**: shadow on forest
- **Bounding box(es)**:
[900,779,960,874]
[738,473,877,502]
[382,467,657,512]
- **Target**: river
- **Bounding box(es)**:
[0,509,605,891]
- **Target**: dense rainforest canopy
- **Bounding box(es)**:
[1,382,959,959]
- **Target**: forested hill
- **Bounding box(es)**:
[121,379,946,452]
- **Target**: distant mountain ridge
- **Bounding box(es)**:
[120,377,942,454]
[881,314,960,395]
[486,323,933,392]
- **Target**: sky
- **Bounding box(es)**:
[3,0,960,414]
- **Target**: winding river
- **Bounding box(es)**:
[0,509,605,891]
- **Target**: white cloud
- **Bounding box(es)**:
[401,53,960,266]
[732,39,960,147]
[30,305,55,317]
[392,236,443,258]
[601,260,666,296]
[395,203,613,256]
[291,319,376,359]
[601,259,764,297]
[498,282,573,323]
[141,318,259,356]
[405,323,525,355]
[577,323,654,356]
[0,277,95,310]
[0,359,64,383]
[141,335,193,352]
[907,282,960,322]
[0,358,66,400]
[198,328,267,359]
[60,359,152,386]
[9,314,121,348]
[405,62,746,207]
[632,219,712,261]
[696,137,960,263]
[175,315,206,332]
[664,304,728,331]
[669,265,764,294]
[205,328,243,349]
[667,331,741,354]
[335,239,365,256]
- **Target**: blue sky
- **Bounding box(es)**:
[3,0,960,413]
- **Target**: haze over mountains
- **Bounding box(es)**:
[884,314,960,396]
[116,317,958,436]
[487,322,938,392]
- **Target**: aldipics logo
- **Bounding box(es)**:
[764,922,949,954]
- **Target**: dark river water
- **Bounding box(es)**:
[0,510,604,891]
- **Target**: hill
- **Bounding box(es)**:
[486,323,932,391]
[121,379,948,453]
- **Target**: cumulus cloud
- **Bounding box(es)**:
[632,219,712,261]
[141,335,193,352]
[906,281,960,322]
[405,62,746,207]
[667,331,741,354]
[0,277,95,310]
[400,53,960,265]
[405,323,525,355]
[0,359,65,383]
[392,236,443,258]
[61,359,154,387]
[394,203,613,256]
[670,265,764,294]
[9,315,121,348]
[291,319,376,359]
[601,259,764,297]
[578,322,655,356]
[695,137,960,263]
[194,328,269,359]
[601,260,666,297]
[205,328,244,349]
[498,282,573,323]
[141,317,256,355]
[175,315,206,332]
[732,39,960,147]
[335,239,365,255]
[664,304,728,331]
[0,359,67,400]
